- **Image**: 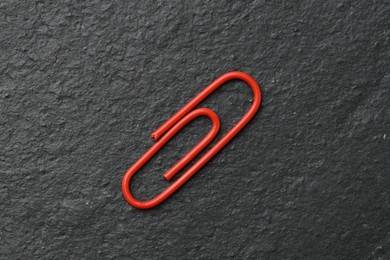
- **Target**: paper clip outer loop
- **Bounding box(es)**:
[122,71,262,209]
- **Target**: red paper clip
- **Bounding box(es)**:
[122,71,262,209]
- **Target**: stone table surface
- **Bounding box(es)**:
[1,0,389,259]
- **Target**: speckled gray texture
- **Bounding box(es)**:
[1,0,389,259]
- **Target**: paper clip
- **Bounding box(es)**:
[122,71,262,209]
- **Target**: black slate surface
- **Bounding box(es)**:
[1,0,389,259]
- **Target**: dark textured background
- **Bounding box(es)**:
[1,0,389,259]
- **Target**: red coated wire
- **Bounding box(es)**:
[122,71,262,209]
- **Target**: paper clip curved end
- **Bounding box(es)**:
[121,172,156,210]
